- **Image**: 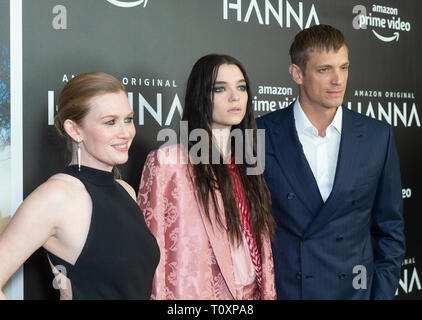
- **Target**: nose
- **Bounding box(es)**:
[331,69,345,86]
[118,121,135,139]
[229,88,240,102]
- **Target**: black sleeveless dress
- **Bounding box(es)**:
[46,165,160,300]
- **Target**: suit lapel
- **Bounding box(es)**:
[304,107,365,237]
[267,104,323,216]
[186,166,237,298]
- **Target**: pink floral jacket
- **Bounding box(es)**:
[137,144,276,300]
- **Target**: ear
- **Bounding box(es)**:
[63,119,82,142]
[289,64,304,85]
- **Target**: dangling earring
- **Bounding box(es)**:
[77,137,82,171]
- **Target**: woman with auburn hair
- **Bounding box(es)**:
[137,54,276,299]
[0,72,159,300]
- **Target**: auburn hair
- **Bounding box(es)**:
[55,72,126,138]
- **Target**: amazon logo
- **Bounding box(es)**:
[106,0,148,8]
[352,4,411,43]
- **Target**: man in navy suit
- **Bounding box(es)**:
[256,24,405,299]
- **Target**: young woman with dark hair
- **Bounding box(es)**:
[137,54,276,299]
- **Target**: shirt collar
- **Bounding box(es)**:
[293,98,314,134]
[293,98,343,136]
[331,104,343,134]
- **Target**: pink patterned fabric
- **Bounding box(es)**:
[227,162,263,291]
[137,144,276,300]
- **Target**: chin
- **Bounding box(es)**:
[113,156,129,166]
[232,117,245,125]
[117,159,129,165]
[324,100,343,108]
[327,105,341,109]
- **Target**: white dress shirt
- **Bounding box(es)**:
[293,99,343,202]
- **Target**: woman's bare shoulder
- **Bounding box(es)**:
[5,173,89,241]
[24,173,87,211]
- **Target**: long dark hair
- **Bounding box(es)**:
[182,54,275,248]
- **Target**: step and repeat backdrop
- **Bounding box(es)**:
[0,0,12,298]
[2,0,421,299]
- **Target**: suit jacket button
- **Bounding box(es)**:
[296,272,302,280]
[336,236,343,242]
[287,193,296,200]
[338,273,346,280]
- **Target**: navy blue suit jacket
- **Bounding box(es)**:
[256,103,405,299]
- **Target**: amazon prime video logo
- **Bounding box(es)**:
[106,0,148,8]
[352,4,411,43]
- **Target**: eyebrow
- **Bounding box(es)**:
[317,62,349,68]
[214,79,246,85]
[100,112,134,119]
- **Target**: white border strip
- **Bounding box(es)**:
[9,0,23,300]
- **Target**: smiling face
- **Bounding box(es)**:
[291,45,349,112]
[211,64,248,130]
[76,90,135,171]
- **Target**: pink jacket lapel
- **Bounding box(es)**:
[186,167,237,298]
